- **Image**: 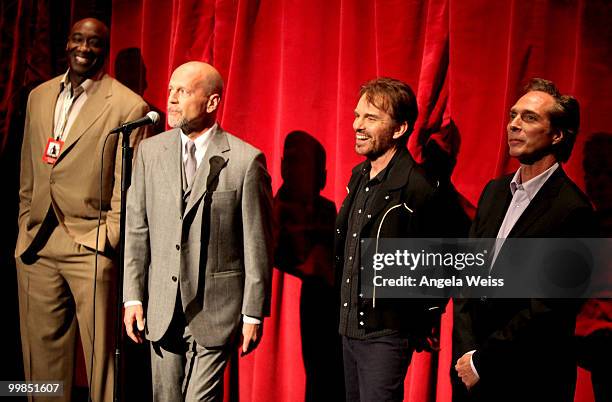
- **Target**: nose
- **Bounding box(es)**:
[168,89,178,104]
[353,116,364,132]
[76,40,91,53]
[508,114,521,132]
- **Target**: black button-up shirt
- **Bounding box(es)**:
[339,154,400,339]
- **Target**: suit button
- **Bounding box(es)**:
[172,276,177,282]
[176,244,180,250]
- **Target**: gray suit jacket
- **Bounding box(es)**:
[123,126,273,347]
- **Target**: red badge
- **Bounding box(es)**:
[42,138,64,164]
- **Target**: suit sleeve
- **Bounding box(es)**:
[123,143,150,303]
[17,94,34,240]
[241,152,273,318]
[106,99,150,250]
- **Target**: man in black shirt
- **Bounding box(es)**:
[336,78,449,401]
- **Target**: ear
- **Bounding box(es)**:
[206,94,221,113]
[551,128,564,145]
[392,121,409,140]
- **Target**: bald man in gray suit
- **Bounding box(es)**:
[123,61,273,401]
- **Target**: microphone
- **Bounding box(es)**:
[110,111,160,134]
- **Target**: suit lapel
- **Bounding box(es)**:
[184,126,230,217]
[482,180,513,238]
[508,168,564,237]
[40,77,62,144]
[336,164,364,230]
[55,75,112,165]
[159,129,183,213]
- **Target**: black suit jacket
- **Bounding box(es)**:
[335,147,468,341]
[453,167,596,402]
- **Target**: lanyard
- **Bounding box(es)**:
[54,83,84,141]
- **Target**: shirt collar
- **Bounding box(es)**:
[180,123,217,153]
[510,162,559,199]
[360,146,402,183]
[59,69,99,94]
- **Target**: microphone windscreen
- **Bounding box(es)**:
[146,111,160,124]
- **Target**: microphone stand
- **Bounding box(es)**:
[113,127,134,402]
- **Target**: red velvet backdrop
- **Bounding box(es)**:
[108,1,610,401]
[1,0,610,401]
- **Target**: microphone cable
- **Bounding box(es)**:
[89,131,117,402]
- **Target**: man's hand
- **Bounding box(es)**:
[455,351,479,389]
[124,305,146,344]
[241,323,262,356]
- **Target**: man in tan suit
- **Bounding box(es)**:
[16,18,149,401]
[123,61,273,401]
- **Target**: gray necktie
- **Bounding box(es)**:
[184,140,197,188]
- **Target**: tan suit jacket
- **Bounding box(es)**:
[16,74,149,257]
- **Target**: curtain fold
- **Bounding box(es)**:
[1,0,610,400]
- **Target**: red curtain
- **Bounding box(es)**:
[1,0,610,400]
[107,1,610,401]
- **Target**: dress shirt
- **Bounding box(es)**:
[53,70,99,141]
[180,123,216,169]
[491,163,559,265]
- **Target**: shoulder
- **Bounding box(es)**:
[555,171,592,210]
[138,129,178,154]
[28,75,63,99]
[105,75,147,108]
[224,130,264,159]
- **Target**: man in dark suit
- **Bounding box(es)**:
[16,18,149,401]
[453,78,596,401]
[336,77,454,402]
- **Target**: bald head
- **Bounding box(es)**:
[167,62,224,136]
[174,62,223,96]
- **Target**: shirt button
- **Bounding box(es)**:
[346,278,350,283]
[352,233,357,238]
[359,293,363,297]
[336,229,341,233]
[360,266,364,270]
[348,256,353,261]
[171,276,177,282]
[176,244,180,250]
[358,209,362,214]
[367,214,371,219]
[359,312,364,316]
[365,187,369,192]
[359,321,364,326]
[343,302,348,307]
[385,195,389,200]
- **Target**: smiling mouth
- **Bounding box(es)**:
[356,134,369,141]
[74,55,93,65]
